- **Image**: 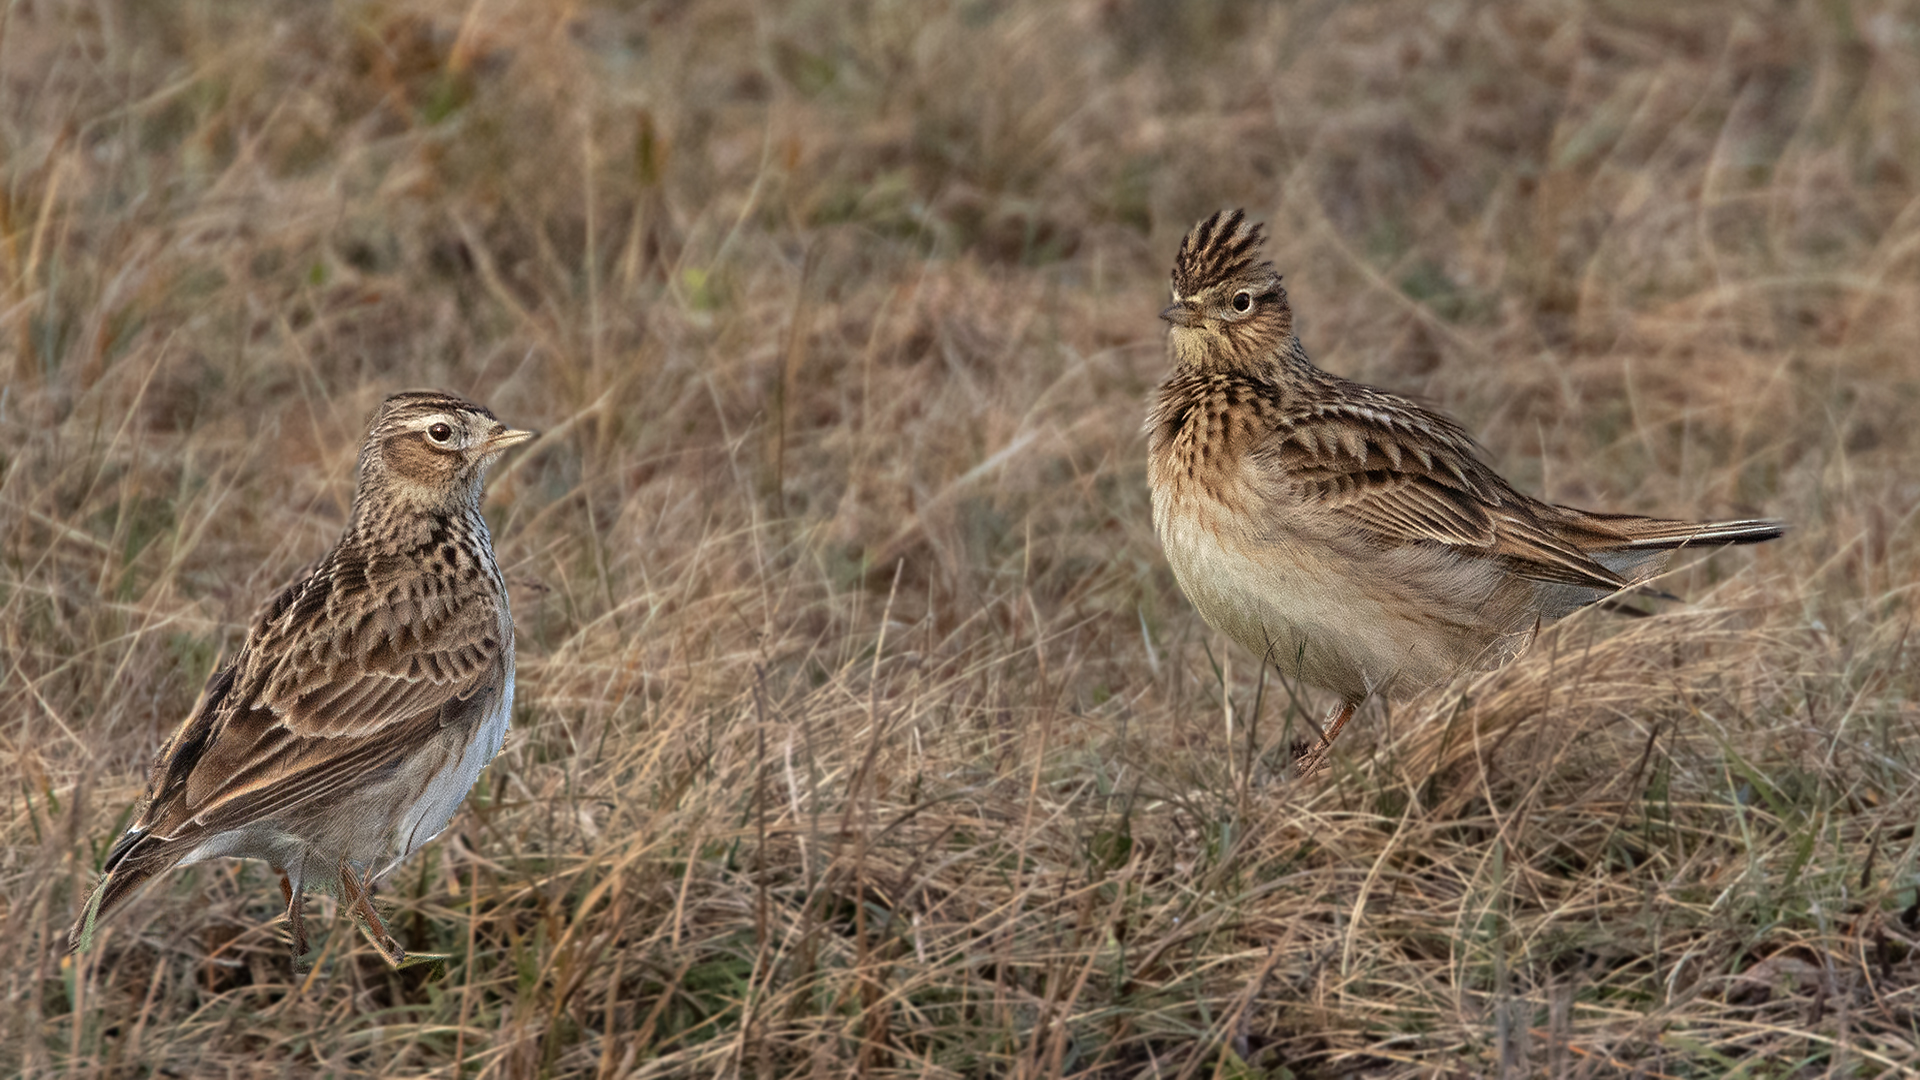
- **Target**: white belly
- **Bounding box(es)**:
[389,663,512,871]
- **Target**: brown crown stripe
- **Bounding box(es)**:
[1172,209,1269,297]
[380,391,500,422]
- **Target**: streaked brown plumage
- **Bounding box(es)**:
[1149,210,1783,772]
[71,390,536,966]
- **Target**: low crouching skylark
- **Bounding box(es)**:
[1149,210,1783,773]
[71,390,535,967]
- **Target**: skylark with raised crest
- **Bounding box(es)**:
[71,390,535,967]
[1149,210,1783,773]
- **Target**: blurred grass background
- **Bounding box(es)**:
[3,0,1918,1076]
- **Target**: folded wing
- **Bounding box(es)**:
[126,553,506,855]
[1262,391,1631,592]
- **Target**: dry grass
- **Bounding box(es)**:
[3,0,1918,1076]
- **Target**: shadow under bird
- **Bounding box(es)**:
[70,391,536,967]
[1148,209,1784,773]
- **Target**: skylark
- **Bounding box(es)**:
[70,390,535,967]
[1149,210,1783,773]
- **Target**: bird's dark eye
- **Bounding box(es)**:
[427,423,454,444]
[1232,290,1253,313]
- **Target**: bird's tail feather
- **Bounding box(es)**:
[68,831,190,954]
[1570,513,1785,552]
[1546,513,1782,601]
[1608,518,1785,550]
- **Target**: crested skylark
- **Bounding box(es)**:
[71,390,536,967]
[1149,210,1783,773]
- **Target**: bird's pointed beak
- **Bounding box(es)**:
[1160,302,1201,328]
[485,424,538,451]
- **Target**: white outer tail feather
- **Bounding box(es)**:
[1610,519,1785,550]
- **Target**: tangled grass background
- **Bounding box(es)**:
[4,1,1918,1075]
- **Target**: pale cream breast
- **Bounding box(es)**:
[1151,460,1518,702]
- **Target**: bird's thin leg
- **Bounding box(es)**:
[1295,700,1357,776]
[339,860,407,967]
[275,866,310,962]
